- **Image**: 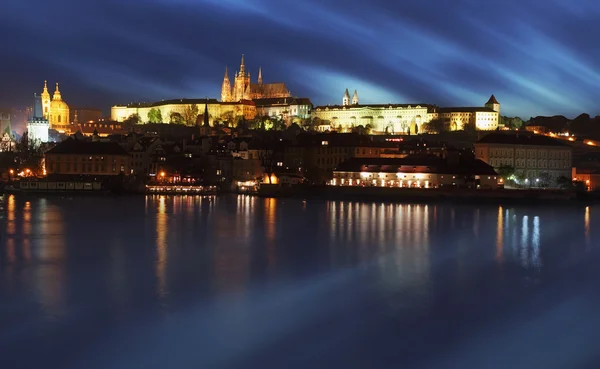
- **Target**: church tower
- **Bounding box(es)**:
[232,54,251,101]
[352,90,359,105]
[258,67,263,85]
[221,67,232,102]
[343,88,350,106]
[485,94,500,115]
[41,80,51,120]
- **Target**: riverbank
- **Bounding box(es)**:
[257,185,599,205]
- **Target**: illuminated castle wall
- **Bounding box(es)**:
[313,92,500,133]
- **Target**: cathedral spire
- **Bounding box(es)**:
[239,54,246,75]
[42,80,49,94]
[258,67,262,85]
[221,66,232,102]
[352,90,359,105]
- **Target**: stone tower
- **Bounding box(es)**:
[343,88,350,106]
[221,66,231,102]
[485,94,500,115]
[352,90,359,105]
[41,80,51,120]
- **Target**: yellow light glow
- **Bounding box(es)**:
[586,141,595,146]
[160,172,165,177]
[9,169,14,174]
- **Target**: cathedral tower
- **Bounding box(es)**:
[343,88,350,106]
[232,54,251,101]
[352,90,359,105]
[41,80,51,120]
[221,66,232,102]
[258,67,263,85]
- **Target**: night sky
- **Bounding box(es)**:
[1,0,599,118]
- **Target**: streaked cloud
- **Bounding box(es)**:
[0,0,599,118]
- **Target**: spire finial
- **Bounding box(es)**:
[258,66,263,84]
[224,66,229,78]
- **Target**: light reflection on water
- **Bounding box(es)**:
[0,195,598,369]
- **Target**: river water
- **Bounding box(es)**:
[1,194,599,369]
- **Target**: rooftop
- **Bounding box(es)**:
[46,138,130,155]
[476,132,571,147]
[335,155,497,175]
[314,103,433,110]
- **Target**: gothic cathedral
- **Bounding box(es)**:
[221,55,291,102]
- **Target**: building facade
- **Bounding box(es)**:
[221,55,291,102]
[254,97,313,122]
[331,156,498,189]
[45,138,132,177]
[27,93,49,144]
[40,81,70,132]
[111,98,257,124]
[313,93,501,133]
[475,132,572,186]
[0,109,11,135]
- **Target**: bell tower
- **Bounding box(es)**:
[41,80,51,120]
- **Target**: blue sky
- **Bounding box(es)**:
[1,0,599,118]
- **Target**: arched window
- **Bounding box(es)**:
[58,115,61,123]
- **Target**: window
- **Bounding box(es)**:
[58,115,61,123]
[216,169,222,175]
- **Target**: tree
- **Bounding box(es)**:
[15,130,43,174]
[414,124,419,135]
[169,111,185,124]
[182,104,199,126]
[259,149,276,184]
[422,119,448,133]
[497,165,515,181]
[462,121,476,133]
[352,125,367,135]
[538,172,551,188]
[365,124,373,135]
[123,113,140,130]
[556,176,573,189]
[147,108,163,123]
[272,117,286,131]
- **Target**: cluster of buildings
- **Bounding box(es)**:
[10,53,600,192]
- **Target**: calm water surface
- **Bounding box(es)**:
[1,194,600,369]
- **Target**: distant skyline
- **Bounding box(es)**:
[1,0,599,119]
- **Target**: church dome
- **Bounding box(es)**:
[50,99,69,111]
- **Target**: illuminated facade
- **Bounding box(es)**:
[45,138,132,176]
[331,157,498,189]
[41,81,70,132]
[475,132,572,186]
[221,54,291,102]
[111,98,256,124]
[313,93,501,133]
[254,97,313,122]
[27,93,49,144]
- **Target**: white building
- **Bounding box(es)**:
[27,118,49,144]
[312,91,501,133]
